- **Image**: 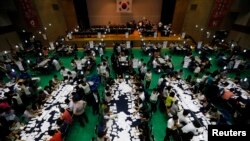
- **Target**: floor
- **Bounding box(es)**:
[28,48,249,141]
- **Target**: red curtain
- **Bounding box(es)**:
[208,0,233,28]
[18,0,41,28]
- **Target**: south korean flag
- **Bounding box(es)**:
[117,0,132,13]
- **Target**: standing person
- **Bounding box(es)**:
[52,58,61,71]
[165,92,176,116]
[144,69,152,89]
[72,97,88,127]
[150,88,159,112]
[99,47,104,57]
[140,63,147,80]
[80,81,92,106]
[137,58,144,74]
[92,91,100,115]
[164,115,181,141]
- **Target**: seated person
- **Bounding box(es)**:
[181,120,201,136]
[6,120,25,140]
[36,90,49,107]
[52,75,60,86]
[208,107,221,125]
[221,88,235,100]
[48,129,63,141]
[56,118,69,135]
[44,86,52,95]
[59,108,72,124]
[97,135,110,141]
[23,106,37,122]
[104,92,112,103]
[96,120,108,139]
[102,107,116,121]
[1,108,19,124]
[49,80,56,90]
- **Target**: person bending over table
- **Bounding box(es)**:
[150,88,159,112]
[72,96,88,127]
[164,115,181,141]
[47,129,63,141]
[56,118,69,136]
[23,105,40,122]
[59,107,72,125]
[96,120,111,141]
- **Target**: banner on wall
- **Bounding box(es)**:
[208,0,233,28]
[18,0,40,28]
[117,0,132,13]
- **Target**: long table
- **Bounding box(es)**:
[19,84,74,141]
[219,80,250,100]
[106,80,141,141]
[170,79,210,141]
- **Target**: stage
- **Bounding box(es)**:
[65,31,183,47]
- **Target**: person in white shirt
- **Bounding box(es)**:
[158,74,165,87]
[152,58,160,69]
[99,47,104,57]
[72,97,88,126]
[140,63,147,80]
[12,93,24,115]
[67,71,77,80]
[150,88,159,112]
[52,75,60,85]
[145,69,152,89]
[137,58,144,74]
[117,45,121,53]
[164,115,181,141]
[170,100,179,117]
[92,91,99,115]
[23,106,36,122]
[166,60,173,70]
[138,89,145,101]
[74,57,83,71]
[104,92,112,103]
[80,81,93,106]
[164,53,170,61]
[194,65,201,76]
[178,109,190,126]
[14,82,23,96]
[21,82,32,97]
[52,58,61,70]
[99,62,108,74]
[15,60,25,71]
[60,67,70,79]
[81,82,91,95]
[181,120,201,138]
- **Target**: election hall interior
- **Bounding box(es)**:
[0,0,250,141]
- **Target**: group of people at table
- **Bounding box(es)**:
[0,40,249,141]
